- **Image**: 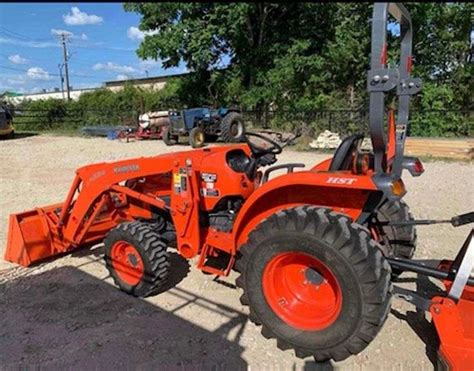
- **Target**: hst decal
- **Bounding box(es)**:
[326,177,357,185]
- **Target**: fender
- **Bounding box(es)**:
[232,170,381,249]
[311,157,332,171]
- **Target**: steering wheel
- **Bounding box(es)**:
[243,132,283,157]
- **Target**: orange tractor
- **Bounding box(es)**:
[4,3,473,368]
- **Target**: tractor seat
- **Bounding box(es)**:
[329,134,364,171]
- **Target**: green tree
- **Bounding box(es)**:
[125,3,471,113]
[123,3,339,108]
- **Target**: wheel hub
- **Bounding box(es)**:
[230,122,243,138]
[304,267,325,285]
[127,253,138,267]
[110,241,144,286]
[262,252,342,331]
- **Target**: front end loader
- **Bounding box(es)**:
[4,3,473,368]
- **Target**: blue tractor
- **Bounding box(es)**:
[162,107,245,148]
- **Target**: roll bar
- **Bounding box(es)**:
[368,3,422,176]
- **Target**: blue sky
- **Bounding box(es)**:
[0,3,187,94]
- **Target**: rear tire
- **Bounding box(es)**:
[372,199,417,278]
[104,221,170,297]
[189,127,205,148]
[220,112,245,143]
[235,206,391,362]
[374,199,417,259]
[162,126,177,146]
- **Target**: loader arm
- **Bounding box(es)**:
[60,156,176,243]
[5,154,178,266]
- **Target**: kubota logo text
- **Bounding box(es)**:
[113,164,140,174]
[326,177,357,185]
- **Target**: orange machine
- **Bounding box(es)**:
[4,2,473,368]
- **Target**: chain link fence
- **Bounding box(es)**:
[12,108,139,131]
[10,107,473,137]
[242,109,473,138]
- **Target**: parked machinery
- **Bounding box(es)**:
[117,111,171,142]
[0,103,14,139]
[162,107,245,148]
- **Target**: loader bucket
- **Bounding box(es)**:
[4,204,63,267]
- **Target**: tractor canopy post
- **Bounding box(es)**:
[368,3,421,176]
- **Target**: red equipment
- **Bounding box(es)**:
[4,3,473,367]
[117,111,170,142]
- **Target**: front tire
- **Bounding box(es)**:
[162,126,178,146]
[235,206,391,362]
[189,127,205,148]
[104,221,170,297]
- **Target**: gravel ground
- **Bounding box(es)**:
[0,134,473,369]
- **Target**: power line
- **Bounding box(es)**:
[0,52,101,72]
[0,65,99,79]
[0,52,59,64]
[0,26,52,43]
[70,40,136,53]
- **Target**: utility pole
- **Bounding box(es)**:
[59,33,71,101]
[58,64,65,100]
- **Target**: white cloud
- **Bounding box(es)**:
[127,27,144,41]
[127,26,158,41]
[63,7,103,26]
[8,54,28,65]
[116,74,129,81]
[27,67,52,80]
[93,62,135,74]
[51,29,88,41]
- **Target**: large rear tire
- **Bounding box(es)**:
[104,221,170,297]
[374,199,417,259]
[220,112,245,143]
[235,206,392,362]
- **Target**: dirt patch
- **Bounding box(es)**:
[0,134,473,368]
